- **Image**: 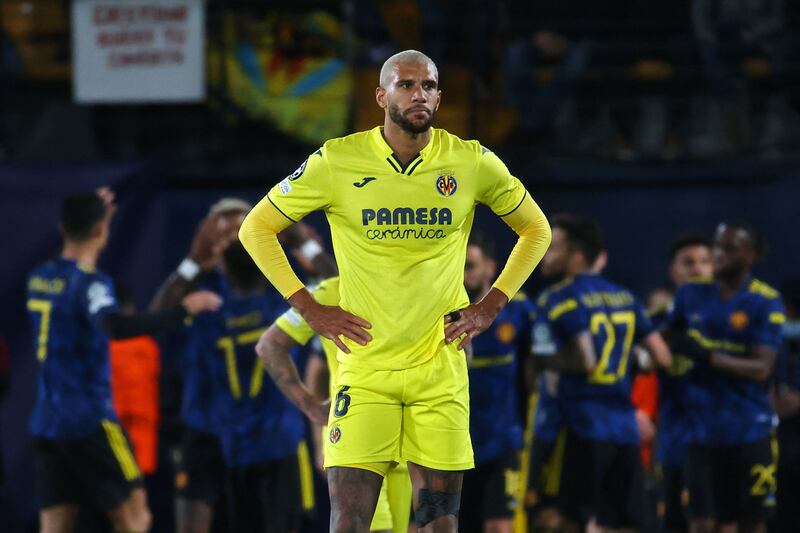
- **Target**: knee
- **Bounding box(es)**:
[137,508,153,532]
[330,509,372,533]
[111,502,152,533]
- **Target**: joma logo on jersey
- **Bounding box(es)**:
[361,207,452,226]
[436,175,457,197]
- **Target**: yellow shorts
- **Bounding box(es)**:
[324,343,473,471]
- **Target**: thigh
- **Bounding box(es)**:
[33,437,82,509]
[685,444,715,520]
[39,504,80,533]
[238,456,303,533]
[662,464,688,532]
[458,466,484,533]
[776,431,800,533]
[556,429,594,526]
[325,366,403,468]
[106,487,150,533]
[328,466,385,532]
[724,438,774,525]
[595,443,643,530]
[276,453,306,532]
[402,346,473,471]
[64,421,143,512]
[481,451,521,522]
[528,436,557,495]
[175,427,226,504]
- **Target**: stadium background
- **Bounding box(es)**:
[1,0,800,531]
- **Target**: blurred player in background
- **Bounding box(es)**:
[531,213,671,533]
[667,223,784,533]
[183,238,311,532]
[239,49,551,532]
[151,198,252,533]
[459,233,533,533]
[150,200,332,533]
[655,232,713,533]
[257,275,414,533]
[26,189,220,533]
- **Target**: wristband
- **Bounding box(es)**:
[299,240,323,261]
[177,258,201,281]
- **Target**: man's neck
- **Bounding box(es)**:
[61,242,99,269]
[382,121,431,165]
[717,269,749,299]
[566,265,591,278]
[228,278,266,298]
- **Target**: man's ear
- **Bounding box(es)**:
[376,86,387,109]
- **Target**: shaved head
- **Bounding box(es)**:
[379,50,438,88]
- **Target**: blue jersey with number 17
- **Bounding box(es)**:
[184,283,305,466]
[532,273,653,445]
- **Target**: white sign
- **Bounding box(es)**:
[72,0,205,103]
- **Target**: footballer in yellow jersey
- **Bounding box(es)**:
[259,277,413,533]
[241,50,551,532]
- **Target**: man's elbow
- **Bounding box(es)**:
[256,325,291,363]
[255,329,275,362]
[238,213,256,250]
[582,354,597,374]
[540,219,553,248]
[753,363,773,382]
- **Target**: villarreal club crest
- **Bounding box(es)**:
[436,174,458,197]
[329,425,342,444]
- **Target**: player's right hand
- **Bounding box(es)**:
[181,290,223,315]
[96,187,117,222]
[302,302,372,354]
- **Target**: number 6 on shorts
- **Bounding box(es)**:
[334,386,351,417]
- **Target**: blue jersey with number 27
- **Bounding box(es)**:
[532,273,653,445]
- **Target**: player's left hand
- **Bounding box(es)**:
[444,306,494,350]
[444,288,508,350]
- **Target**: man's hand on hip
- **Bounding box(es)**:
[289,289,372,354]
[444,287,508,350]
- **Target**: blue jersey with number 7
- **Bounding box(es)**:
[26,258,120,439]
[532,273,653,445]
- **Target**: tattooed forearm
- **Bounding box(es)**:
[256,326,305,403]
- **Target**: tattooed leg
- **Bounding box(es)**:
[407,462,463,533]
[328,466,384,533]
